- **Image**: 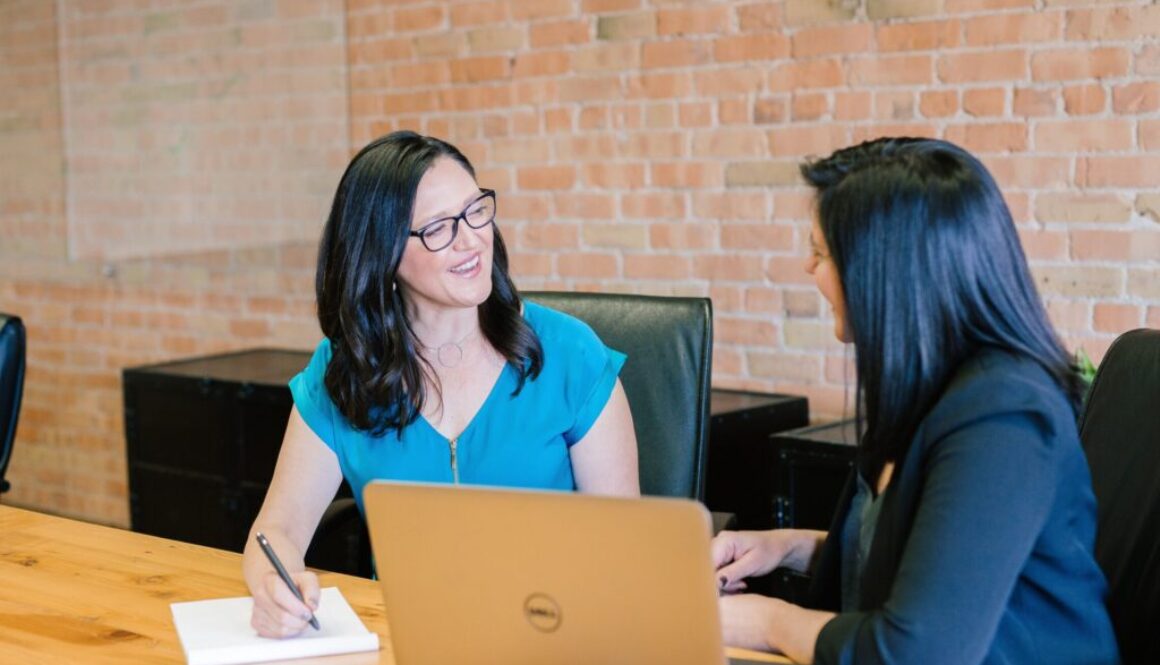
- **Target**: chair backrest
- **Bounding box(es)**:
[524,291,713,500]
[1078,328,1160,665]
[0,313,26,494]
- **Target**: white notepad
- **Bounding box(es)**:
[170,586,380,665]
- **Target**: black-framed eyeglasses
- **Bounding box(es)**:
[409,189,497,252]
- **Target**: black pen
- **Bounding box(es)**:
[255,532,320,630]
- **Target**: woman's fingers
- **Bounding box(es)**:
[250,570,322,638]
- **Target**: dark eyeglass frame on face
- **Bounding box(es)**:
[408,189,497,252]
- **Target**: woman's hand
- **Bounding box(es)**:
[249,569,321,638]
[720,593,835,663]
[719,593,783,653]
[711,529,824,592]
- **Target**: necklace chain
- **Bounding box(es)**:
[420,329,478,369]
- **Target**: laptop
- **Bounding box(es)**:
[363,481,772,665]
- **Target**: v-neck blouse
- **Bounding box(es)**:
[290,302,626,513]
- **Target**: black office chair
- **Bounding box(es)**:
[523,291,713,499]
[306,291,714,576]
[0,313,26,495]
[1078,328,1160,665]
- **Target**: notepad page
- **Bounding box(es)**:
[170,586,380,665]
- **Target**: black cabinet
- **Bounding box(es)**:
[123,348,312,552]
[761,419,858,602]
[704,389,809,529]
[770,419,858,530]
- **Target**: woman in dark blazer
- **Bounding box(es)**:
[713,138,1120,664]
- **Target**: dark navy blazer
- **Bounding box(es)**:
[809,350,1120,665]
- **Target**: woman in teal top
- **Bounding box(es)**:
[290,299,627,515]
[242,132,639,639]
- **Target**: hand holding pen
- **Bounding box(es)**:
[255,532,321,632]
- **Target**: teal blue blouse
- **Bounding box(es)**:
[290,302,626,513]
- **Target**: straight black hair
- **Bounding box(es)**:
[801,137,1083,471]
[316,130,542,436]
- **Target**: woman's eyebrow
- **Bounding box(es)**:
[420,190,483,224]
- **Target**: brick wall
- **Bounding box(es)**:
[2,0,1158,525]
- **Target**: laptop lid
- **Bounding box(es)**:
[363,481,727,665]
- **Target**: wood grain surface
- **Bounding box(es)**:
[0,505,787,664]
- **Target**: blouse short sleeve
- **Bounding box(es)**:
[524,302,626,447]
[288,338,342,451]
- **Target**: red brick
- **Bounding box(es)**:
[791,24,873,58]
[651,161,725,187]
[867,0,945,20]
[769,125,849,158]
[625,71,692,99]
[393,5,444,32]
[641,39,713,69]
[876,20,960,52]
[938,50,1027,83]
[512,50,570,77]
[529,19,589,48]
[1035,119,1133,153]
[714,34,790,63]
[695,67,765,96]
[624,255,692,280]
[714,97,751,125]
[834,92,872,120]
[721,224,795,251]
[679,101,713,128]
[920,89,959,117]
[657,7,729,36]
[1062,84,1106,115]
[792,93,829,121]
[1034,266,1122,299]
[785,0,856,26]
[450,2,508,27]
[875,91,916,121]
[717,316,779,345]
[519,221,577,247]
[985,156,1070,189]
[583,0,642,11]
[575,42,641,72]
[557,252,618,279]
[1080,157,1160,189]
[1112,82,1160,114]
[944,122,1028,153]
[946,0,1036,11]
[1073,231,1160,263]
[693,255,764,282]
[1093,303,1141,334]
[621,192,686,219]
[1036,193,1132,224]
[1013,87,1058,116]
[650,223,718,249]
[964,12,1061,46]
[510,0,574,21]
[737,3,783,32]
[692,192,769,220]
[768,58,843,92]
[1031,48,1130,82]
[1065,5,1160,41]
[1016,228,1068,261]
[848,54,933,86]
[963,87,1006,116]
[517,165,576,190]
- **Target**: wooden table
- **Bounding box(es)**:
[0,505,788,663]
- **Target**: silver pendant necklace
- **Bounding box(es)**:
[421,329,478,368]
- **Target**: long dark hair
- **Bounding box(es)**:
[315,130,542,436]
[800,137,1083,471]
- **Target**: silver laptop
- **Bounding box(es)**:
[363,481,764,665]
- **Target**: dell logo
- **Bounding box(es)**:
[523,593,562,632]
